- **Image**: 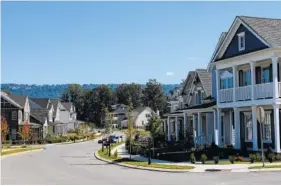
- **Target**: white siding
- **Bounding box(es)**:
[135,108,152,128]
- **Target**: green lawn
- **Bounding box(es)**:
[202,160,251,165]
[1,147,42,156]
[97,143,194,170]
[249,165,281,169]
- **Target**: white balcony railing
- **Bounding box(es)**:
[218,88,233,103]
[254,82,273,99]
[235,85,252,101]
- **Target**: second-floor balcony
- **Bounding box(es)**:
[217,56,281,104]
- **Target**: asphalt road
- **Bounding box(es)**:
[1,139,281,185]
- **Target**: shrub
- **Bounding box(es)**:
[21,145,27,148]
[190,153,196,164]
[275,153,281,161]
[213,156,219,164]
[267,153,275,163]
[114,150,118,158]
[255,153,262,162]
[249,154,255,163]
[200,154,207,164]
[229,156,234,164]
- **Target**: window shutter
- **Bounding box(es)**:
[239,70,243,86]
[269,64,273,82]
[255,66,261,84]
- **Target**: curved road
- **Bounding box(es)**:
[2,140,281,185]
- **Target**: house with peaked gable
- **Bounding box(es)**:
[207,16,281,152]
[163,69,215,144]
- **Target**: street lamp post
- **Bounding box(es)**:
[148,138,151,165]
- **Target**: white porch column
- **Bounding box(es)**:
[272,57,279,100]
[250,62,256,100]
[252,106,258,151]
[234,107,240,149]
[183,113,187,138]
[274,104,280,153]
[232,66,237,102]
[216,70,220,102]
[213,110,218,145]
[192,114,197,146]
[175,116,179,141]
[167,116,171,141]
[198,112,202,144]
[217,108,222,147]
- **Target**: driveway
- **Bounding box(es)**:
[1,139,281,185]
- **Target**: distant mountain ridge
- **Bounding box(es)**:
[1,83,180,98]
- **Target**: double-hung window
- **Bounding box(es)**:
[244,70,251,86]
[262,67,270,83]
[238,32,245,51]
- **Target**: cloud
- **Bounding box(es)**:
[166,72,174,76]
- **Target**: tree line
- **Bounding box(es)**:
[61,79,169,127]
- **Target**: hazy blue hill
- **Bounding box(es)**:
[1,83,180,98]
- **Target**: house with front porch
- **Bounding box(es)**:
[163,69,215,146]
[208,16,281,153]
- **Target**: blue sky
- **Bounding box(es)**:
[2,1,281,85]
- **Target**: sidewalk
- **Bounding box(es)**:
[114,144,281,173]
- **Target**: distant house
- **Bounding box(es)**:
[61,102,79,131]
[1,92,23,141]
[1,92,45,142]
[121,107,155,128]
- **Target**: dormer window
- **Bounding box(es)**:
[238,32,245,51]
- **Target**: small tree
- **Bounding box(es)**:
[18,121,31,144]
[1,115,9,144]
[126,97,136,159]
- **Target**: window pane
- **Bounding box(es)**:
[263,113,271,140]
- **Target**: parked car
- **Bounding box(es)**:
[109,135,118,143]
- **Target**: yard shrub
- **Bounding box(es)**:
[190,153,196,164]
[249,154,255,163]
[267,153,275,163]
[275,153,281,161]
[200,154,207,164]
[213,156,219,164]
[229,156,234,164]
[21,145,27,148]
[255,153,262,162]
[114,150,118,158]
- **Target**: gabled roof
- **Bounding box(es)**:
[1,92,23,109]
[61,102,72,111]
[195,69,212,97]
[8,93,27,108]
[29,99,42,109]
[181,71,196,96]
[208,32,228,67]
[239,16,281,48]
[212,16,281,63]
[30,110,47,124]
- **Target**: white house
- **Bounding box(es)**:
[121,107,155,128]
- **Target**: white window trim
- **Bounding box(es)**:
[238,32,245,51]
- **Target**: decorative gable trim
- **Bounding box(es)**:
[213,16,271,62]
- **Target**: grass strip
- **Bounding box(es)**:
[249,165,281,169]
[97,143,193,170]
[1,147,42,156]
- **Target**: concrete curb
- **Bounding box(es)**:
[94,150,192,173]
[1,148,44,158]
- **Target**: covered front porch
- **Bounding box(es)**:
[163,101,218,147]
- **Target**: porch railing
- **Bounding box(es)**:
[195,134,213,145]
[254,82,273,99]
[235,85,251,101]
[218,88,233,103]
